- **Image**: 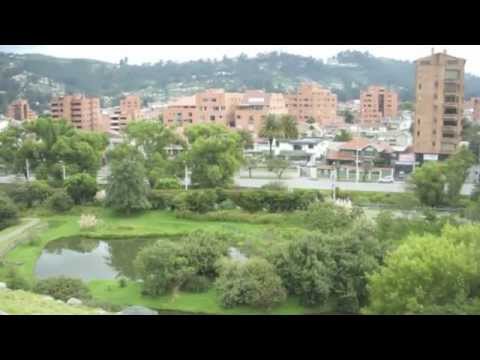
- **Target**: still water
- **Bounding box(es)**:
[35,237,157,281]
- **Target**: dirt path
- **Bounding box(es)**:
[0,218,42,257]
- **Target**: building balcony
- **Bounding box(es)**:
[441,136,458,144]
[441,143,456,153]
[442,125,458,134]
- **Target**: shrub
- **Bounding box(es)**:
[154,178,181,190]
[134,241,195,296]
[118,277,127,288]
[9,181,53,208]
[261,181,288,191]
[215,257,287,309]
[79,214,98,230]
[4,267,30,291]
[48,191,74,213]
[181,275,211,293]
[65,173,98,205]
[303,202,362,232]
[230,190,266,212]
[183,190,218,213]
[33,277,91,302]
[0,193,19,230]
[217,199,237,210]
[148,190,176,210]
[181,230,229,277]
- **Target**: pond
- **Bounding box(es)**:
[35,238,250,282]
[35,237,159,281]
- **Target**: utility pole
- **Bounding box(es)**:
[184,163,189,191]
[331,163,337,201]
[355,149,360,183]
[60,161,66,181]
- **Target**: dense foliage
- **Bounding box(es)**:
[48,190,74,213]
[215,257,287,309]
[0,193,19,230]
[33,277,91,302]
[65,173,98,205]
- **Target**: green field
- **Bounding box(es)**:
[0,207,323,314]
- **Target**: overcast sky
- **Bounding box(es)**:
[2,45,480,75]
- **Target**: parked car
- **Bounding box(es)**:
[378,176,394,183]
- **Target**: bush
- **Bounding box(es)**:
[134,241,195,296]
[230,190,266,212]
[261,182,288,191]
[183,190,218,213]
[33,277,91,302]
[0,193,19,230]
[9,181,52,208]
[118,277,127,288]
[217,199,237,210]
[48,191,74,213]
[215,257,287,309]
[303,202,362,232]
[148,190,177,210]
[154,178,181,190]
[65,173,98,205]
[181,230,229,277]
[4,267,30,291]
[181,275,211,293]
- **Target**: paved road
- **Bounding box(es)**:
[235,177,475,195]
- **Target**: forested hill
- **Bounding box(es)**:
[2,50,480,113]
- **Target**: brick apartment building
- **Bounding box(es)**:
[120,94,142,120]
[50,95,106,132]
[6,99,37,121]
[234,90,288,134]
[195,89,243,126]
[413,50,465,160]
[285,83,338,126]
[162,96,198,127]
[106,94,142,132]
[360,86,398,126]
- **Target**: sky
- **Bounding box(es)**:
[2,45,480,75]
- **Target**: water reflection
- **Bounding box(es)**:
[36,237,158,281]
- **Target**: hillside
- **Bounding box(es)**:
[2,50,480,114]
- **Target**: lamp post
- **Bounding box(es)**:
[331,162,337,201]
[355,149,360,183]
[184,163,190,191]
[25,159,30,182]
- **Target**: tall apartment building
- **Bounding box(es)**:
[162,96,198,126]
[50,95,106,132]
[234,90,288,135]
[285,83,338,126]
[6,99,37,121]
[119,94,141,120]
[360,86,398,126]
[413,50,465,159]
[195,89,243,126]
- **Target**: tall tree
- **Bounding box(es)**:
[105,158,151,214]
[279,115,299,140]
[259,114,282,156]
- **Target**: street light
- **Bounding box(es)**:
[355,149,360,183]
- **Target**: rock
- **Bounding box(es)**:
[119,306,158,315]
[66,298,83,306]
[0,282,7,290]
[95,309,108,315]
[41,295,54,301]
[0,310,9,315]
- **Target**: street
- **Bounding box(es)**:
[234,176,475,195]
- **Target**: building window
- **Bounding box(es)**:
[188,113,192,117]
[211,98,217,102]
[210,116,215,121]
[433,142,436,147]
[418,84,422,90]
[214,106,219,111]
[308,144,314,149]
[417,131,420,136]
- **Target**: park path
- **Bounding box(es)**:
[0,218,42,257]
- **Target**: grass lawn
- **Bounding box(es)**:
[0,206,318,314]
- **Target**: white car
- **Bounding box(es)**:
[378,176,394,183]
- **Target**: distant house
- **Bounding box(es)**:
[326,138,394,167]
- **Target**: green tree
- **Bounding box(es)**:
[334,129,352,142]
[9,181,52,208]
[105,159,151,214]
[215,257,287,309]
[365,225,480,315]
[134,241,195,296]
[342,110,354,124]
[408,161,447,207]
[279,115,299,140]
[184,124,244,188]
[48,190,74,213]
[269,238,335,306]
[244,156,260,178]
[444,147,475,205]
[259,114,282,156]
[0,193,19,230]
[181,230,229,277]
[65,173,98,205]
[266,156,290,179]
[237,129,254,149]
